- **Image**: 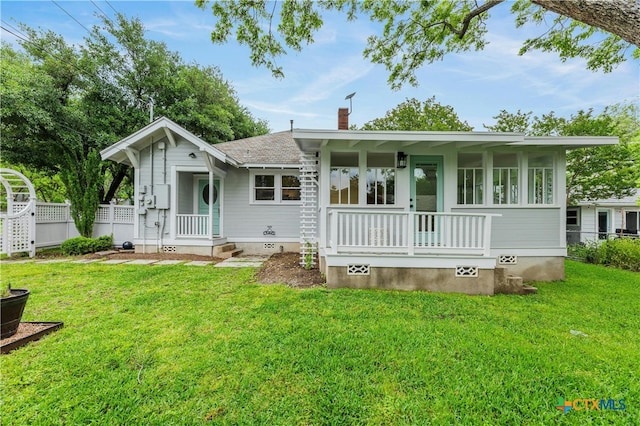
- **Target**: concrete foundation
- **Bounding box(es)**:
[234,242,300,256]
[135,244,218,256]
[499,256,565,282]
[134,241,300,257]
[326,266,495,295]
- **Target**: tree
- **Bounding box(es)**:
[484,104,640,205]
[196,0,639,89]
[360,97,472,131]
[1,14,268,236]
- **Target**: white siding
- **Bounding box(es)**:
[451,207,562,248]
[136,136,213,241]
[223,168,301,240]
[177,172,193,214]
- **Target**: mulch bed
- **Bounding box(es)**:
[1,322,63,354]
[85,250,224,262]
[255,252,325,288]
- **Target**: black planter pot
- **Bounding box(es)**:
[1,289,30,339]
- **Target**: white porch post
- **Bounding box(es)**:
[483,215,493,256]
[407,212,415,256]
[208,171,214,239]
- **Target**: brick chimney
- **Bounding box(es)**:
[338,108,349,130]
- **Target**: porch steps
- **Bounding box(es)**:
[213,243,243,259]
[494,267,537,295]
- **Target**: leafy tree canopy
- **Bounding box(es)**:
[360,97,473,131]
[484,103,640,205]
[196,0,639,89]
[1,14,268,235]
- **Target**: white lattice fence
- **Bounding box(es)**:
[1,168,37,257]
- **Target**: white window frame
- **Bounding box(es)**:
[457,153,484,205]
[249,170,301,205]
[492,153,519,205]
[366,152,396,206]
[527,153,555,205]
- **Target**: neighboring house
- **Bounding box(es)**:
[567,189,640,244]
[101,115,618,294]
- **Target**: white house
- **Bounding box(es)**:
[567,189,639,244]
[101,116,618,294]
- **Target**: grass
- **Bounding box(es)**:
[1,260,638,425]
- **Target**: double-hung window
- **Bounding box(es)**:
[330,152,359,204]
[528,153,554,204]
[366,153,395,205]
[252,172,300,203]
[493,153,519,204]
[457,153,483,205]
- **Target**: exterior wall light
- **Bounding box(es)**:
[397,152,407,169]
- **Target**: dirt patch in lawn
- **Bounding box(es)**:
[255,252,325,288]
[85,251,224,263]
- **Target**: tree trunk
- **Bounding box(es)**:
[533,0,640,47]
[102,165,129,204]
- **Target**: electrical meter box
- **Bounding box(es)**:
[143,194,155,209]
[154,184,170,209]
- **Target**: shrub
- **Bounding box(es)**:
[93,235,114,252]
[569,238,640,272]
[604,237,640,272]
[61,235,113,256]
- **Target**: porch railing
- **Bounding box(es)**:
[327,210,498,256]
[176,214,209,237]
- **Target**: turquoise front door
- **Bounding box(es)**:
[410,156,443,244]
[198,179,220,236]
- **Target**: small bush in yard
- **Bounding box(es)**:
[569,238,640,272]
[93,235,114,252]
[61,235,113,255]
[604,237,640,272]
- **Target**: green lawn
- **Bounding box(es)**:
[1,260,638,425]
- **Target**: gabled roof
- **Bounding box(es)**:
[215,131,301,167]
[100,116,230,167]
[101,118,302,168]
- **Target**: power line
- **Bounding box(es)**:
[0,19,29,41]
[104,0,120,16]
[51,0,92,35]
[1,24,29,44]
[90,0,110,20]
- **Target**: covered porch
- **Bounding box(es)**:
[173,170,223,240]
[326,209,497,257]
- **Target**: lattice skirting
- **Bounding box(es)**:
[455,266,479,278]
[347,264,370,275]
[498,255,518,265]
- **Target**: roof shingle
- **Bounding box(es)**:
[215,131,300,166]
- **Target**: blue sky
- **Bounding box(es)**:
[2,0,638,132]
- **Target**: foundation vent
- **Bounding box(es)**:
[263,243,276,249]
[498,255,517,265]
[347,264,370,275]
[455,266,478,278]
[162,246,177,253]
